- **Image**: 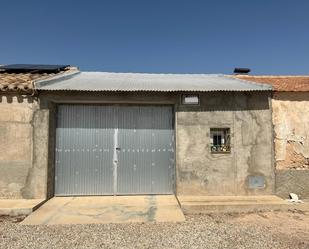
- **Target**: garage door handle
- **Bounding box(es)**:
[116,147,121,151]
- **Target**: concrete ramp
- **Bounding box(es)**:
[21,195,185,225]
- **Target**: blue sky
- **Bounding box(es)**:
[1,0,309,74]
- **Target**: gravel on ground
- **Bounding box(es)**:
[0,210,309,249]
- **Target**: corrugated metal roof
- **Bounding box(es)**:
[35,72,272,92]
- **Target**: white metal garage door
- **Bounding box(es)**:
[54,104,175,196]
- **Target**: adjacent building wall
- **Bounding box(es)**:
[272,92,309,170]
[0,94,49,199]
[272,92,309,198]
[0,94,33,198]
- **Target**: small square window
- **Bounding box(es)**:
[210,128,231,153]
[181,94,199,105]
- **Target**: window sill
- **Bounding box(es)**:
[211,151,231,154]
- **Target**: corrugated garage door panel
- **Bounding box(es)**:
[55,105,174,196]
[117,106,174,194]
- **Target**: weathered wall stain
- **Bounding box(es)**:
[0,95,38,198]
[272,92,309,170]
[21,108,49,198]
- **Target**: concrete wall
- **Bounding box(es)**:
[0,94,34,198]
[0,91,274,199]
[0,95,34,198]
[41,91,274,197]
[0,94,49,199]
[176,92,274,196]
[276,170,309,199]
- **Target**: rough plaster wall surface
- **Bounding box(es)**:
[276,170,309,199]
[176,92,274,196]
[273,92,309,169]
[21,109,49,199]
[0,95,37,198]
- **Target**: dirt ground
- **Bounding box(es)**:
[218,209,309,248]
[0,210,309,249]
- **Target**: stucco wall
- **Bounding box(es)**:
[1,91,274,199]
[0,95,32,198]
[41,91,275,197]
[176,92,274,196]
[0,94,49,199]
[272,92,309,170]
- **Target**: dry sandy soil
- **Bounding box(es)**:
[219,209,309,248]
[0,210,309,249]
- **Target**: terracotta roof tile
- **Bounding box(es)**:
[0,66,78,93]
[233,75,309,92]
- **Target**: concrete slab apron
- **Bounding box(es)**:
[0,199,45,216]
[21,195,185,225]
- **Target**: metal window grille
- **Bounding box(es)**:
[210,128,231,153]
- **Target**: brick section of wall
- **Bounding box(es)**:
[276,169,309,199]
[272,92,309,170]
